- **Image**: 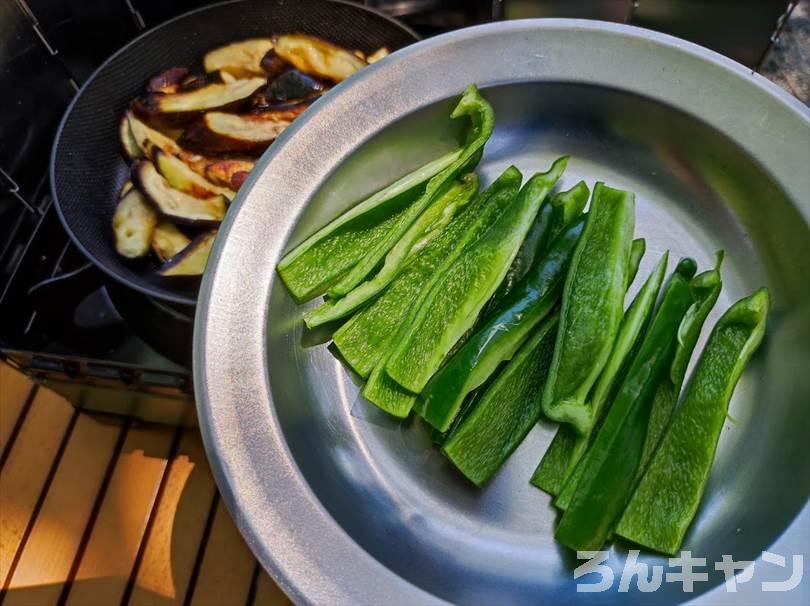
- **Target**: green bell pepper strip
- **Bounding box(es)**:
[442,315,559,486]
[553,257,698,510]
[531,251,667,495]
[486,181,590,313]
[385,157,568,394]
[540,183,636,435]
[616,288,769,555]
[635,252,724,483]
[415,214,586,432]
[671,251,725,386]
[553,267,695,552]
[303,174,479,327]
[628,238,646,286]
[277,148,461,301]
[355,167,523,413]
[327,85,495,298]
[334,169,518,380]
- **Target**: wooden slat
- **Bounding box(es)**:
[2,414,123,606]
[128,430,217,606]
[252,571,291,606]
[0,388,74,587]
[0,364,36,453]
[188,501,255,606]
[65,425,175,606]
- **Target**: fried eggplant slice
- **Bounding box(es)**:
[113,187,158,258]
[153,149,236,199]
[271,34,366,82]
[203,158,255,189]
[127,110,182,158]
[146,67,190,94]
[157,230,217,277]
[203,39,274,77]
[151,221,191,262]
[119,114,144,160]
[180,109,302,154]
[132,160,226,226]
[366,47,390,64]
[140,77,266,116]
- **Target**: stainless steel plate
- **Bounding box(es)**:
[195,20,810,605]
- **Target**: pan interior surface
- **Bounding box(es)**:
[267,82,809,605]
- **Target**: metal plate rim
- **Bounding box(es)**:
[194,19,810,606]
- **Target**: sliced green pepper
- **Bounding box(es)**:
[616,288,769,555]
[553,257,698,511]
[532,251,668,495]
[671,251,726,386]
[303,174,479,327]
[486,181,589,312]
[442,315,559,486]
[628,238,646,286]
[356,167,522,417]
[553,264,695,552]
[277,148,461,301]
[334,169,518,381]
[327,85,495,298]
[541,183,636,435]
[416,214,586,432]
[385,157,568,394]
[635,252,724,482]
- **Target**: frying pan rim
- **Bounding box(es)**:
[49,0,419,306]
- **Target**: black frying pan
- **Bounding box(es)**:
[51,0,418,306]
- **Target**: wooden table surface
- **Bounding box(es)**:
[0,363,289,606]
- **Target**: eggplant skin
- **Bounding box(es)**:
[179,108,303,154]
[260,48,291,78]
[113,188,159,258]
[146,67,190,94]
[151,221,191,262]
[265,69,325,102]
[157,230,217,277]
[132,160,227,226]
[204,39,274,78]
[272,34,366,82]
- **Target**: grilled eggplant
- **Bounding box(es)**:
[146,67,190,94]
[366,47,390,64]
[151,221,191,262]
[139,77,266,116]
[180,109,302,154]
[133,160,226,226]
[271,34,366,82]
[157,230,217,277]
[154,149,236,199]
[202,158,254,189]
[119,114,145,160]
[203,39,274,77]
[113,186,159,258]
[127,110,182,158]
